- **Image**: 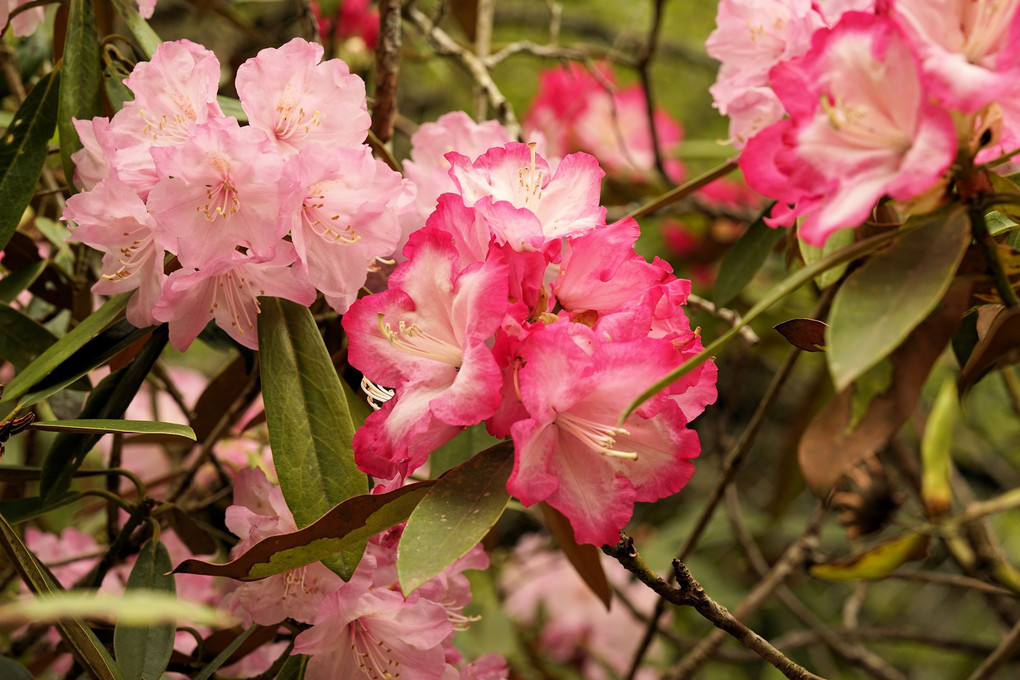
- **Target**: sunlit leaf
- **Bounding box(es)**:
[921,378,957,517]
[398,442,513,595]
[30,418,194,440]
[108,0,161,58]
[810,532,929,581]
[827,209,970,391]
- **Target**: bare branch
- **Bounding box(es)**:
[371,0,402,144]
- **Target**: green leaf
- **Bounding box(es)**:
[192,626,256,680]
[0,591,227,627]
[0,260,46,303]
[58,0,103,187]
[0,512,125,680]
[0,303,57,369]
[173,481,435,581]
[216,96,248,124]
[0,492,81,523]
[810,532,929,581]
[39,325,167,500]
[921,378,957,517]
[0,657,32,680]
[31,419,195,439]
[114,541,177,680]
[258,298,368,578]
[276,654,308,680]
[827,209,971,391]
[0,70,61,252]
[429,423,502,477]
[712,207,785,306]
[108,0,161,58]
[798,227,855,289]
[0,293,129,410]
[986,210,1018,236]
[398,442,513,595]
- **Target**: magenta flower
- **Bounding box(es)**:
[343,230,508,478]
[236,38,370,153]
[508,322,700,545]
[740,12,957,245]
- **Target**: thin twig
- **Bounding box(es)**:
[685,293,759,346]
[484,41,634,68]
[890,570,1018,597]
[628,162,737,220]
[603,535,824,680]
[405,5,520,138]
[635,0,669,184]
[966,616,1020,680]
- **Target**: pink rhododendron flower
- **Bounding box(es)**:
[1,0,44,37]
[508,322,700,545]
[343,230,508,478]
[152,245,315,351]
[740,12,957,245]
[64,179,165,328]
[236,38,370,153]
[448,142,606,251]
[283,144,407,312]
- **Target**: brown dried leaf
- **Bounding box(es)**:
[959,305,1020,394]
[539,502,612,610]
[774,318,828,352]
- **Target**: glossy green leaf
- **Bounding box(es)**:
[810,532,929,581]
[0,657,32,680]
[0,512,125,680]
[58,0,102,187]
[712,207,785,306]
[0,304,57,369]
[108,0,161,58]
[39,326,167,500]
[798,227,854,289]
[216,96,248,123]
[31,419,194,439]
[173,481,435,581]
[258,297,367,578]
[921,378,957,517]
[827,209,970,391]
[398,442,513,595]
[0,70,60,252]
[0,260,46,303]
[115,541,177,680]
[0,293,129,409]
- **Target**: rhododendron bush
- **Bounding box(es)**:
[1,0,1020,678]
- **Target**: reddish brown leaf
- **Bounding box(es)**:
[539,502,612,610]
[799,283,971,498]
[959,305,1020,394]
[189,354,255,442]
[774,318,828,352]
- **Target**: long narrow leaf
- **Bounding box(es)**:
[114,541,177,680]
[30,419,195,439]
[58,0,102,186]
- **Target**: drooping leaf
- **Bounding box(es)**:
[58,0,102,187]
[0,512,125,680]
[810,532,929,581]
[398,442,513,595]
[0,293,129,410]
[173,481,435,581]
[799,283,970,497]
[0,304,57,369]
[539,502,611,609]
[114,541,178,680]
[0,492,81,523]
[189,353,254,442]
[827,209,970,391]
[0,70,61,252]
[108,0,161,58]
[39,325,168,500]
[713,208,785,306]
[799,227,855,289]
[258,297,368,579]
[921,378,957,517]
[959,306,1020,393]
[30,419,194,440]
[774,318,827,352]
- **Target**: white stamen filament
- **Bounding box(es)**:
[556,411,638,460]
[210,270,265,338]
[964,0,1019,61]
[275,93,322,140]
[138,107,194,144]
[302,194,361,244]
[101,232,156,281]
[517,141,544,207]
[819,93,911,152]
[349,620,400,680]
[197,177,240,221]
[361,376,395,410]
[377,314,463,366]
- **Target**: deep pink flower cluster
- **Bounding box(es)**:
[713,1,1020,245]
[343,142,717,546]
[524,62,686,183]
[64,38,410,351]
[223,468,505,680]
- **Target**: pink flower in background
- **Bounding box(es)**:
[236,38,370,153]
[740,12,957,245]
[2,0,45,37]
[314,0,379,49]
[448,142,606,251]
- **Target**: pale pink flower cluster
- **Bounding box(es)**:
[343,142,717,546]
[2,0,156,36]
[524,62,685,183]
[714,1,1020,245]
[64,38,410,351]
[222,468,506,680]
